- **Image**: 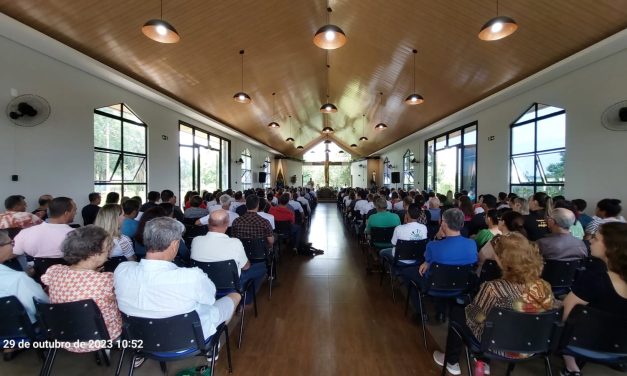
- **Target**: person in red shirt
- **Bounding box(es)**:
[269,193,300,251]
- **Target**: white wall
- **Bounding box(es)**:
[0,34,277,214]
[379,44,627,211]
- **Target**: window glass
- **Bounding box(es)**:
[511,123,535,155]
[448,130,462,146]
[537,114,566,151]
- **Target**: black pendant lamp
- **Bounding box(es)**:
[320,52,338,113]
[405,49,425,105]
[142,0,180,43]
[350,143,357,148]
[286,116,295,143]
[478,0,518,41]
[313,5,347,50]
[374,92,388,130]
[267,92,280,128]
[296,126,304,149]
[233,50,252,104]
[359,114,368,141]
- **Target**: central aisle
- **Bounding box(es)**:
[217,203,436,375]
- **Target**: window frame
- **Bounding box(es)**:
[240,148,252,190]
[509,103,566,196]
[93,105,148,197]
[423,121,478,196]
[402,149,414,190]
[178,121,231,199]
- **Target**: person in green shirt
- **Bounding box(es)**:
[365,198,401,233]
[474,209,502,249]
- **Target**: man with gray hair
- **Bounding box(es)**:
[198,194,239,227]
[191,210,266,299]
[537,208,587,261]
[114,217,241,343]
[401,208,477,323]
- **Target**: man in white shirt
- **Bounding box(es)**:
[13,197,76,262]
[257,198,275,230]
[199,194,239,226]
[353,191,371,216]
[288,192,304,215]
[0,230,48,324]
[296,191,311,214]
[379,203,428,265]
[229,191,245,212]
[191,210,266,299]
[114,217,240,341]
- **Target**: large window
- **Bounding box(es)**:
[94,104,147,199]
[510,103,565,197]
[303,140,351,188]
[179,123,230,200]
[240,149,252,190]
[425,122,477,199]
[383,157,391,187]
[263,156,271,189]
[402,150,414,190]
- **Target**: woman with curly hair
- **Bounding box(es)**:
[41,226,122,353]
[560,222,627,376]
[433,232,555,375]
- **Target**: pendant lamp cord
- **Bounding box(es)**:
[160,0,163,19]
[240,50,245,92]
[412,49,417,92]
[272,92,276,119]
[326,51,330,100]
[362,114,365,137]
[496,0,499,16]
[289,115,292,138]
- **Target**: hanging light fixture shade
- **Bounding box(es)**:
[313,7,347,50]
[297,145,304,149]
[324,139,332,144]
[142,1,180,43]
[359,136,368,142]
[478,1,517,41]
[322,126,334,134]
[350,143,357,148]
[320,102,338,113]
[233,50,252,104]
[405,50,425,105]
[267,92,280,128]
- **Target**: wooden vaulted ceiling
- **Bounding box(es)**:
[1,0,626,157]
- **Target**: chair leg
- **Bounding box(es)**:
[405,283,413,316]
[238,299,246,348]
[115,347,126,376]
[390,268,397,303]
[127,353,136,376]
[252,284,258,317]
[210,340,217,375]
[159,361,167,373]
[224,325,233,373]
[418,293,428,349]
[506,362,516,376]
[94,350,102,366]
[101,349,110,366]
[379,259,386,286]
[544,356,553,376]
[464,346,473,376]
[39,347,56,376]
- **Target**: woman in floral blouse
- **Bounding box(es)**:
[41,225,122,353]
[433,232,555,375]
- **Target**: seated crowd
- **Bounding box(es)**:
[0,186,317,369]
[338,186,626,376]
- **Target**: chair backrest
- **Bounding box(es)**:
[33,258,67,282]
[190,259,240,291]
[182,217,199,226]
[560,305,627,355]
[122,311,206,353]
[481,308,562,354]
[541,259,581,289]
[6,227,22,239]
[394,239,428,264]
[294,210,303,224]
[370,227,395,244]
[240,238,267,261]
[275,221,291,236]
[183,224,209,248]
[479,260,502,284]
[34,298,110,342]
[427,263,474,291]
[395,210,406,224]
[0,296,36,341]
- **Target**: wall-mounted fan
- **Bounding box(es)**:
[601,100,627,131]
[5,94,51,127]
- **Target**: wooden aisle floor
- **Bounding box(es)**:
[2,203,620,375]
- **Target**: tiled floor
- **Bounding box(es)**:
[1,203,621,375]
